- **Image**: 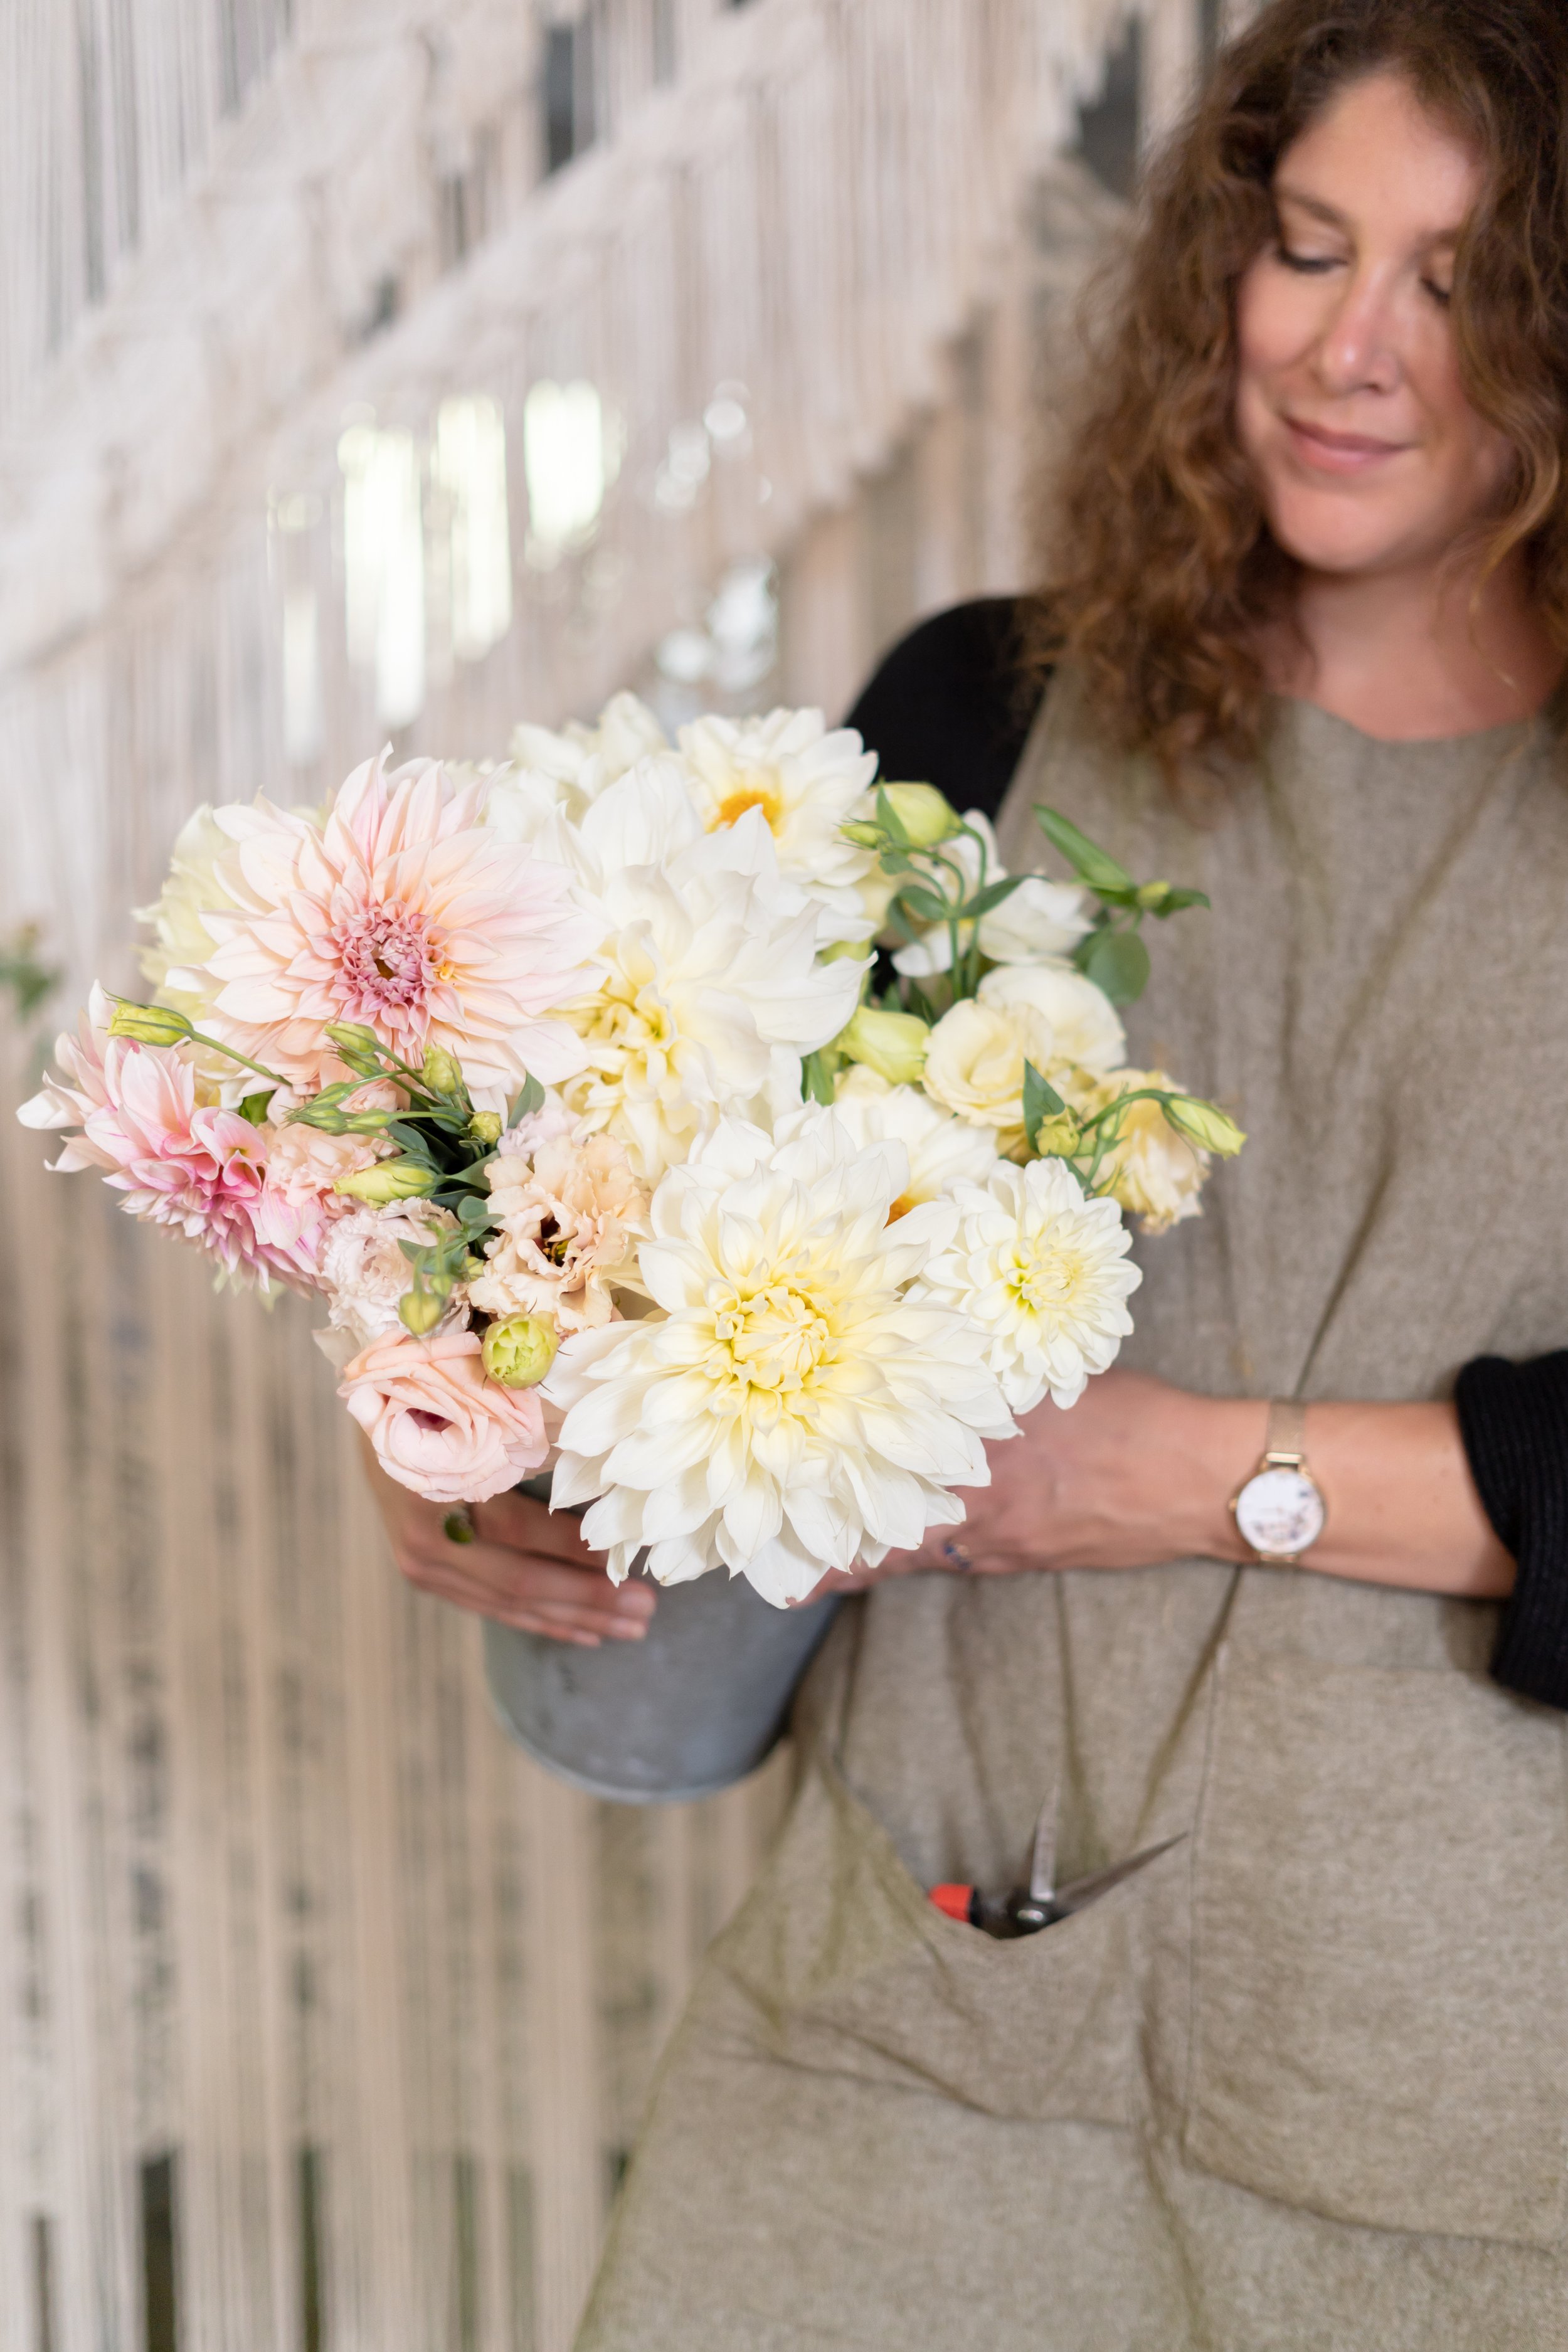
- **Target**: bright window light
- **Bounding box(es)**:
[339,421,425,729]
[433,395,513,662]
[522,379,614,561]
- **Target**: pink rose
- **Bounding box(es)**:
[339,1329,548,1503]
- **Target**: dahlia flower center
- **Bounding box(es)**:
[583,975,676,1059]
[709,1277,833,1394]
[709,769,783,835]
[334,903,443,1020]
[1007,1239,1087,1318]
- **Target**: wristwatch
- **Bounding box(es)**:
[1229,1399,1326,1565]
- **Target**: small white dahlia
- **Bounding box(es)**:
[679,707,879,939]
[544,1108,1016,1606]
[911,1157,1142,1413]
[172,750,600,1100]
[507,692,669,821]
[555,760,864,1183]
[825,1068,999,1210]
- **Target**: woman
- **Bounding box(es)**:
[368,2,1568,2340]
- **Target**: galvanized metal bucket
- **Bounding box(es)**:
[481,1482,843,1803]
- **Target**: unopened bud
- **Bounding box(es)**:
[326,1021,383,1061]
[1162,1096,1246,1157]
[1031,1110,1083,1158]
[108,1000,194,1048]
[397,1286,445,1337]
[420,1045,464,1096]
[334,1160,440,1204]
[467,1111,503,1147]
[880,782,962,848]
[836,1005,930,1088]
[481,1314,558,1388]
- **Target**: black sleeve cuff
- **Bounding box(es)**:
[1456,1352,1568,1709]
[842,596,1045,825]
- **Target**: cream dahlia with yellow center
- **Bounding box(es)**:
[679,708,879,940]
[544,1107,1015,1606]
[910,1157,1142,1412]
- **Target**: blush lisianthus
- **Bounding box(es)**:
[555,760,864,1182]
[679,708,879,939]
[169,750,600,1100]
[320,1200,467,1349]
[544,1108,1015,1606]
[18,985,312,1291]
[909,1157,1141,1412]
[339,1329,547,1503]
[469,1133,649,1332]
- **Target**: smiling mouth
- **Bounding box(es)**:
[1283,416,1412,472]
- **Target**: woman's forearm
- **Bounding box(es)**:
[1171,1392,1514,1599]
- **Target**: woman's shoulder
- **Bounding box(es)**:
[843,597,1051,826]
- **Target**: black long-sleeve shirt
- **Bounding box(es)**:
[845,598,1566,1712]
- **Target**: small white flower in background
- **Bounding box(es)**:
[1078,1068,1208,1233]
[680,707,879,940]
[544,1108,1015,1605]
[912,1157,1142,1412]
[977,963,1126,1080]
[829,1067,999,1210]
[554,760,864,1183]
[919,996,1057,1152]
[889,811,1091,977]
[320,1200,468,1350]
[503,692,669,826]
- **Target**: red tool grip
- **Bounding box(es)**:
[928,1883,977,1924]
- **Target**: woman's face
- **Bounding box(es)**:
[1235,71,1515,580]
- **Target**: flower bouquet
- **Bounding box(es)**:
[20,698,1240,1788]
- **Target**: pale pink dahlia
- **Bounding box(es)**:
[18,986,314,1291]
[177,752,601,1097]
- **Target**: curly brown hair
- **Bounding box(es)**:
[1026,0,1568,781]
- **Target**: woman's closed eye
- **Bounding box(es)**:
[1276,242,1343,274]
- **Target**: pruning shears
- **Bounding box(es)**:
[928,1789,1185,1939]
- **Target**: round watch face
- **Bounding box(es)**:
[1234,1465,1325,1559]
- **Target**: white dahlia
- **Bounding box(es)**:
[172,751,600,1101]
[554,760,864,1183]
[911,1157,1142,1412]
[544,1109,1016,1605]
[829,1067,999,1211]
[503,691,670,826]
[679,707,879,939]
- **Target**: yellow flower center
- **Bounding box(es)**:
[707,1277,833,1397]
[709,770,783,835]
[1006,1239,1087,1319]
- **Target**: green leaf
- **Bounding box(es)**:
[894,884,950,926]
[457,1194,492,1226]
[386,1119,440,1160]
[1022,1059,1065,1153]
[874,786,911,847]
[958,874,1027,921]
[1033,805,1136,896]
[1148,885,1210,917]
[507,1073,546,1125]
[800,1051,836,1107]
[237,1090,274,1126]
[1083,929,1152,1005]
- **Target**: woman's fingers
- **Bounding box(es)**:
[396,1527,657,1643]
[472,1486,595,1563]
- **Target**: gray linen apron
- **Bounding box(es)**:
[576,672,1568,2351]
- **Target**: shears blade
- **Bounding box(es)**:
[1050,1833,1186,1919]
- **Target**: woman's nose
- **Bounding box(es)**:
[1310,270,1402,399]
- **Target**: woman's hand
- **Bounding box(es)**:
[817,1368,1514,1600]
[359,1435,657,1646]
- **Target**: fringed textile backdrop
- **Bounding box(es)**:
[0,3,1228,2344]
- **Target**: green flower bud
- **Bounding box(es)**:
[397,1285,445,1337]
[467,1111,503,1147]
[1161,1096,1246,1157]
[334,1160,440,1204]
[420,1045,464,1096]
[108,1000,195,1048]
[481,1314,559,1389]
[1031,1110,1084,1158]
[879,782,962,848]
[325,1021,383,1061]
[836,1005,930,1088]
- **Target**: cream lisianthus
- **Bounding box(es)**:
[977,962,1126,1080]
[544,1109,1015,1604]
[829,1067,998,1211]
[1079,1068,1208,1233]
[911,1157,1141,1412]
[919,996,1057,1153]
[469,1132,649,1331]
[680,708,879,940]
[554,760,864,1182]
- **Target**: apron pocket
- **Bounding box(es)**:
[1185,1643,1568,2248]
[712,1756,1172,2127]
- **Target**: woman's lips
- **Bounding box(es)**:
[1284,415,1413,474]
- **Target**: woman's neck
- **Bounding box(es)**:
[1266,551,1562,741]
